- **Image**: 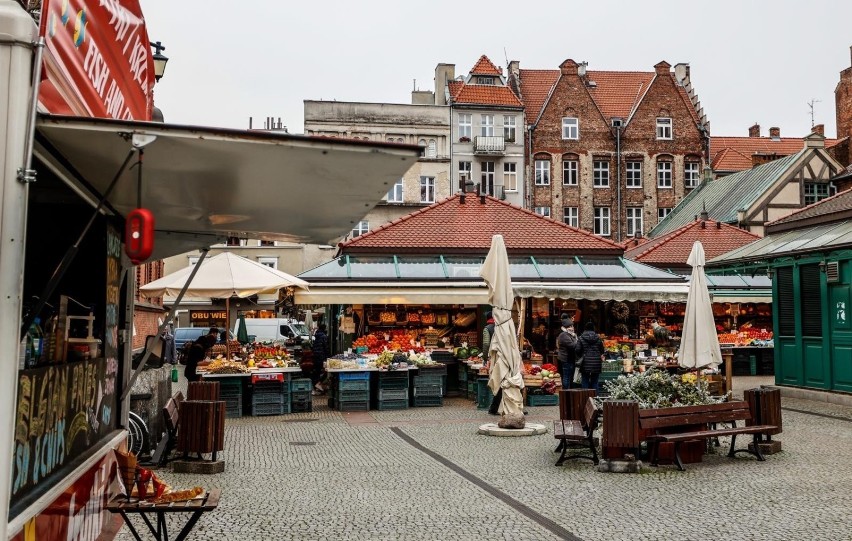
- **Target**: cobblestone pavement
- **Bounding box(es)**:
[117,376,852,540]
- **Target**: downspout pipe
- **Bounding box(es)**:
[616,124,622,242]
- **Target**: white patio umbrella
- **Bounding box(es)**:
[678,241,722,369]
[140,252,309,356]
[480,235,525,419]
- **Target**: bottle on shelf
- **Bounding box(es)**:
[44,314,58,364]
[28,318,44,368]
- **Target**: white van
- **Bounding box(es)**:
[235,318,311,343]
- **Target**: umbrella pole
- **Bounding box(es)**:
[517,298,526,350]
[226,297,230,360]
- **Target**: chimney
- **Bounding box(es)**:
[812,123,825,136]
[560,59,579,76]
[508,60,520,79]
[578,61,588,77]
[654,61,671,76]
[434,63,455,106]
[769,127,781,139]
[748,123,760,137]
[674,63,690,84]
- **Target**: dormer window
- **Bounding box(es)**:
[478,76,495,85]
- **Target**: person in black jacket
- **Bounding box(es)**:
[185,329,218,382]
[556,314,578,389]
[574,321,604,392]
[312,324,329,385]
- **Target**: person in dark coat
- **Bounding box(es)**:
[185,330,218,382]
[556,314,578,389]
[311,324,329,385]
[574,321,604,392]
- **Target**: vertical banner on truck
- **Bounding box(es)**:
[38,0,154,120]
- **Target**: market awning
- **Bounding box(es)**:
[33,115,421,258]
[295,283,489,305]
[512,283,690,302]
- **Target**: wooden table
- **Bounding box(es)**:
[107,489,221,541]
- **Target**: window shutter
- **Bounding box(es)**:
[826,261,840,283]
[800,265,822,337]
[776,267,795,336]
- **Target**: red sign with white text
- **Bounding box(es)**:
[10,451,119,541]
[38,0,154,120]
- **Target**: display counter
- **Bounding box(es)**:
[201,367,305,417]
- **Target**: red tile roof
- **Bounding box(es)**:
[585,71,654,120]
[340,194,623,255]
[624,218,760,266]
[711,136,841,172]
[447,80,463,100]
[469,55,502,76]
[452,84,523,107]
[518,69,559,124]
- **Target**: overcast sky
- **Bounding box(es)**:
[142,0,852,139]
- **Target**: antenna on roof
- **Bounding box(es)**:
[807,98,821,127]
[504,47,509,70]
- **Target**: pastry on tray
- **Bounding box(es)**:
[152,486,204,504]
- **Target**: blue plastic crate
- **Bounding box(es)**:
[253,401,288,416]
[378,378,409,390]
[526,394,559,407]
[338,371,371,381]
[337,390,369,402]
[413,396,443,407]
[290,378,313,392]
[291,390,311,403]
[379,389,408,401]
[338,400,369,412]
[253,393,284,406]
[339,380,370,391]
[377,399,408,410]
[414,375,443,386]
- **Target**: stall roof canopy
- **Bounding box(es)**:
[299,254,682,282]
[33,115,421,258]
[709,220,852,266]
[339,194,623,255]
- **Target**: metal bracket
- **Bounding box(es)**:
[17,168,37,183]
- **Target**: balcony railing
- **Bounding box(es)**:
[473,135,505,154]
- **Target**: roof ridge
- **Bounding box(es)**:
[339,194,461,248]
[470,55,502,76]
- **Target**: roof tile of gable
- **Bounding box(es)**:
[340,194,623,254]
[585,71,654,120]
[452,85,523,107]
[448,80,463,100]
[711,136,840,172]
[469,55,503,76]
[518,69,559,125]
[650,151,804,238]
[625,219,760,265]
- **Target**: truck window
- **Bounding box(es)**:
[280,325,294,337]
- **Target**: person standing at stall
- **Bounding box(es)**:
[574,321,604,392]
[556,314,578,389]
[184,328,219,382]
[311,323,329,388]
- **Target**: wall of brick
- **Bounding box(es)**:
[836,65,852,145]
[529,60,706,242]
[133,260,166,351]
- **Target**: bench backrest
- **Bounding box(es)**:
[639,400,752,431]
[583,397,600,433]
[163,397,179,434]
[602,400,640,448]
[559,388,596,423]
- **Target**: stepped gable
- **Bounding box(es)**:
[340,194,623,255]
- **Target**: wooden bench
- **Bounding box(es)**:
[640,400,778,471]
[152,391,184,466]
[553,397,600,466]
[555,389,596,454]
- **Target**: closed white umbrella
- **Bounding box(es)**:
[480,235,525,419]
[139,252,308,298]
[678,241,722,369]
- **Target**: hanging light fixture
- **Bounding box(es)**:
[150,41,169,82]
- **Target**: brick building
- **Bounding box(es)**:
[512,59,709,242]
[133,260,166,350]
[834,46,852,169]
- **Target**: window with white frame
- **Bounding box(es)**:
[562,117,579,140]
[626,207,643,237]
[458,114,471,140]
[478,76,495,85]
[481,162,496,196]
[480,114,494,137]
[504,162,517,192]
[420,176,435,203]
[226,237,247,246]
[458,161,472,188]
[258,257,278,269]
[593,160,610,187]
[656,117,672,139]
[351,221,369,237]
[503,116,516,142]
[260,240,275,246]
[658,207,672,221]
[626,161,642,188]
[563,207,579,228]
[535,160,550,185]
[657,160,672,188]
[594,207,611,236]
[684,161,700,189]
[804,182,835,205]
[563,159,578,185]
[534,206,551,218]
[426,139,437,158]
[386,178,404,202]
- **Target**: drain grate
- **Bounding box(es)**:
[289,441,317,446]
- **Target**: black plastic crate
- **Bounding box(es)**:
[413,385,442,397]
[378,378,409,389]
[337,390,369,402]
[290,378,313,392]
[338,400,369,412]
[414,375,443,386]
[377,399,408,410]
[253,393,284,406]
[291,390,312,403]
[379,388,408,401]
[339,380,370,391]
[413,396,443,407]
[253,401,288,416]
[291,401,312,413]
